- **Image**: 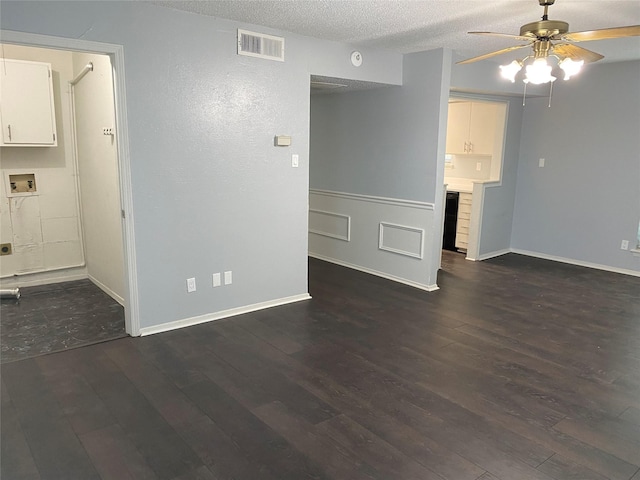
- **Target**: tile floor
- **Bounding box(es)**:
[1,279,126,364]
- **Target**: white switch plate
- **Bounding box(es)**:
[539,158,545,168]
[621,240,629,250]
[224,271,232,285]
[186,277,196,293]
[212,272,221,287]
[292,154,299,168]
[476,162,482,171]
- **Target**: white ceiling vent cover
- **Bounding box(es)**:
[238,29,285,62]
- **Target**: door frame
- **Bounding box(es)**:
[1,30,140,336]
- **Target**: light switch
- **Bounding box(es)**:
[224,271,232,285]
[539,158,545,168]
[292,154,299,168]
[212,273,221,287]
[476,162,482,171]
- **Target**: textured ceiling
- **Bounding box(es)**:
[151,0,640,64]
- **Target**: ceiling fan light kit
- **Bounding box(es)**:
[458,0,640,99]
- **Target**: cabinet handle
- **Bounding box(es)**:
[7,124,11,141]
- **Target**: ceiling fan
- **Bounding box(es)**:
[458,0,640,84]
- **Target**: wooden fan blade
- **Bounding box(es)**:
[469,31,534,42]
[562,25,640,42]
[457,43,532,65]
[552,43,604,63]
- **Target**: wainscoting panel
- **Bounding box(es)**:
[309,209,351,241]
[379,222,424,259]
[309,189,437,290]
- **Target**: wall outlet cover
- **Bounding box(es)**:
[187,277,196,292]
[224,271,232,285]
[212,272,221,287]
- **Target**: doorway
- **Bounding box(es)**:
[0,33,138,361]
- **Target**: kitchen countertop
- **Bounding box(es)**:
[444,177,474,193]
[444,177,498,193]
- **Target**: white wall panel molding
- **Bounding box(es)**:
[309,209,351,241]
[309,190,436,290]
[309,189,434,210]
[140,293,311,336]
[378,222,424,259]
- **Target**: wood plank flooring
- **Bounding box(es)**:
[2,252,639,479]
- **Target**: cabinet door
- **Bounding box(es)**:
[0,59,57,146]
[468,102,497,155]
[445,102,471,155]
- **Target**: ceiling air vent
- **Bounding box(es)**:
[238,29,285,62]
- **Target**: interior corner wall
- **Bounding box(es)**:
[512,60,640,274]
[1,1,404,331]
[0,43,86,287]
[309,49,451,290]
[72,51,125,303]
[476,96,524,258]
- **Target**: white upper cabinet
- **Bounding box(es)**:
[0,59,57,147]
[446,101,497,155]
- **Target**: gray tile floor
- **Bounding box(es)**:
[1,279,126,364]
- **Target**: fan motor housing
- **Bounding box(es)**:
[520,20,569,38]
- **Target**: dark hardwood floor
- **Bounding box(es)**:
[2,251,639,480]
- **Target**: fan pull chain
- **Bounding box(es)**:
[522,82,528,106]
[548,81,554,107]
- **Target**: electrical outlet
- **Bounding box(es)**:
[621,240,629,250]
[186,277,196,293]
[292,154,299,168]
[539,158,545,168]
[102,127,114,135]
[224,271,232,285]
[212,273,221,287]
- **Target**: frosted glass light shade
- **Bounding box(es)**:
[559,58,584,80]
[525,58,556,84]
[499,60,523,82]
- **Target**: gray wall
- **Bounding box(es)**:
[2,1,403,329]
[309,49,451,288]
[310,49,451,203]
[512,60,640,273]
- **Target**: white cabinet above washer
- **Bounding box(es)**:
[0,59,57,147]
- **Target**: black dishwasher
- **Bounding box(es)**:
[443,192,459,251]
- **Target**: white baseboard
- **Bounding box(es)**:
[139,293,312,336]
[0,268,88,288]
[88,275,125,306]
[476,248,511,261]
[510,249,640,277]
[309,252,439,292]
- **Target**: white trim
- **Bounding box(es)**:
[510,249,640,277]
[475,248,511,261]
[139,293,312,336]
[310,188,434,210]
[0,269,88,288]
[88,274,125,306]
[1,30,140,336]
[309,253,439,292]
[378,222,424,259]
[309,209,351,241]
